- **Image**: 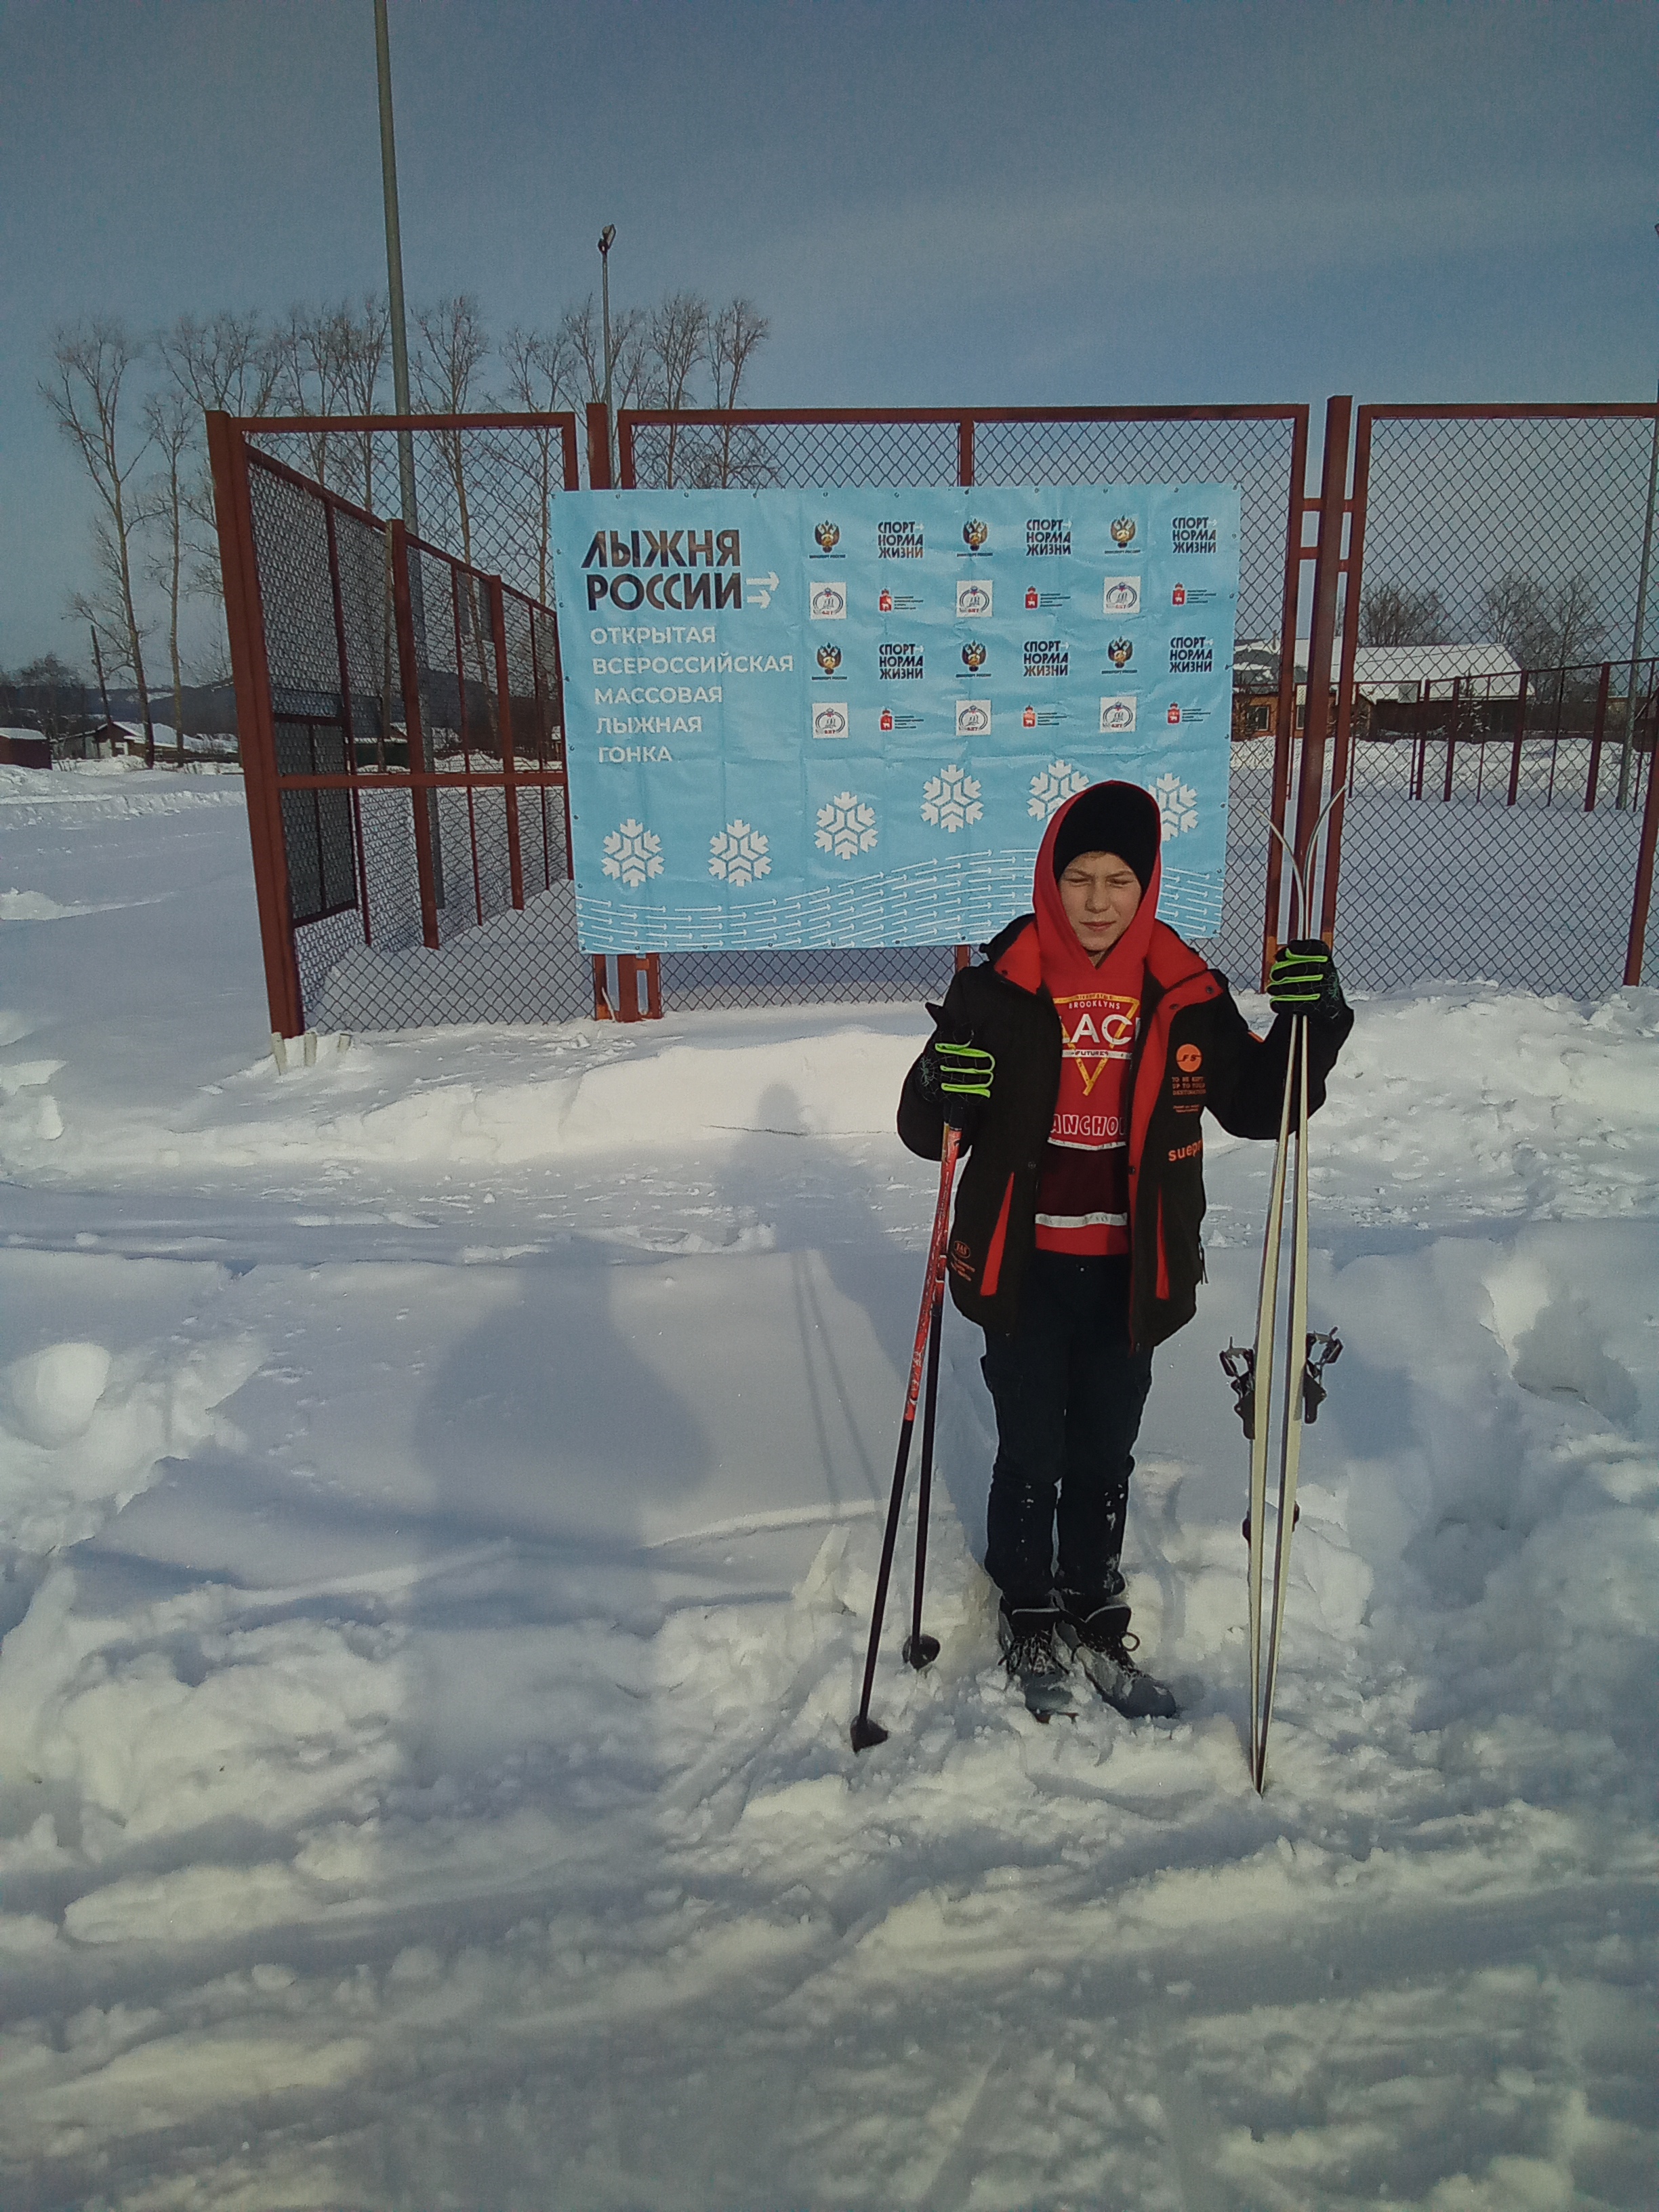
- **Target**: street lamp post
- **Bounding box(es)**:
[373,0,418,535]
[598,224,616,480]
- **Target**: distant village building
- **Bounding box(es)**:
[1231,642,1522,740]
[0,726,52,769]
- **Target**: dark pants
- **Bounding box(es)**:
[981,1251,1154,1613]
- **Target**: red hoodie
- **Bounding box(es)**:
[994,794,1162,1257]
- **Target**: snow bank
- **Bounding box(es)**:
[1,788,1656,2206]
[0,1254,262,1556]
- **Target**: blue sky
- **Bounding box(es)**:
[2,0,1654,668]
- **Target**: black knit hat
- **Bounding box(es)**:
[1050,780,1160,890]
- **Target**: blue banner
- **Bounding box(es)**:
[550,485,1240,951]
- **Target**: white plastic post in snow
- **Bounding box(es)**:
[270,1031,288,1074]
[336,1032,352,1054]
[303,1030,318,1067]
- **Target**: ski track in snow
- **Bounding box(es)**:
[0,780,1656,2209]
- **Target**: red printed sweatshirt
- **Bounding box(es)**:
[994,819,1161,1256]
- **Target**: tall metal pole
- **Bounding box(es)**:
[1616,221,1659,813]
[374,0,418,534]
[598,225,616,485]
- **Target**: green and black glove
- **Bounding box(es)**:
[918,1004,996,1132]
[1268,938,1349,1023]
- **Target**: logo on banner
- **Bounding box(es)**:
[1154,772,1200,837]
[1172,583,1187,607]
[1111,517,1138,548]
[1100,695,1137,733]
[600,818,663,888]
[961,640,987,672]
[1023,706,1038,727]
[708,819,771,886]
[956,698,991,738]
[815,791,879,859]
[880,642,925,680]
[1027,518,1071,556]
[1029,759,1089,819]
[811,579,848,621]
[1167,703,1182,725]
[1103,576,1141,617]
[878,520,924,559]
[962,518,989,552]
[815,643,843,676]
[1172,515,1218,554]
[813,700,851,741]
[1024,639,1068,677]
[922,763,983,831]
[957,579,993,618]
[814,520,841,554]
[880,708,894,733]
[1170,635,1214,674]
[1107,638,1134,669]
[879,588,893,613]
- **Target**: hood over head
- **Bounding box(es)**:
[1031,779,1162,991]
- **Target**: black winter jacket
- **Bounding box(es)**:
[898,916,1352,1349]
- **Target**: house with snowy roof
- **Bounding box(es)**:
[1232,641,1523,739]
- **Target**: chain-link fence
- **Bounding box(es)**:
[213,417,591,1034]
[1329,407,1659,993]
[247,415,580,608]
[1332,659,1658,996]
[621,407,1309,1006]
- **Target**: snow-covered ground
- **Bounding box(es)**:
[2,762,1656,2211]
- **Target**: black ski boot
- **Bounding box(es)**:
[1057,1585,1180,1721]
[997,1602,1077,1721]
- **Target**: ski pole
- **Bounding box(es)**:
[851,1123,960,1753]
[1256,1013,1311,1792]
[903,1288,945,1670]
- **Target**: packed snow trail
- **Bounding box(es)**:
[0,774,1656,2209]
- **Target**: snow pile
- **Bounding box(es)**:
[0,790,1656,2206]
[0,758,245,826]
[1,888,117,921]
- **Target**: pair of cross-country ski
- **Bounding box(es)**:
[851,806,1345,1795]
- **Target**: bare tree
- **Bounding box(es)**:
[1482,571,1606,673]
[414,294,491,565]
[1549,575,1606,670]
[160,309,283,419]
[272,302,356,487]
[648,291,710,487]
[43,320,157,764]
[3,655,89,750]
[498,324,578,602]
[699,298,771,487]
[1359,581,1446,647]
[159,309,284,609]
[141,389,195,764]
[335,293,391,511]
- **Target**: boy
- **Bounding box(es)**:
[898,780,1351,1718]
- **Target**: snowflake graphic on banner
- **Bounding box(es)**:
[1028,759,1089,820]
[815,791,878,861]
[1153,773,1200,838]
[708,819,771,886]
[600,818,663,888]
[920,764,983,833]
